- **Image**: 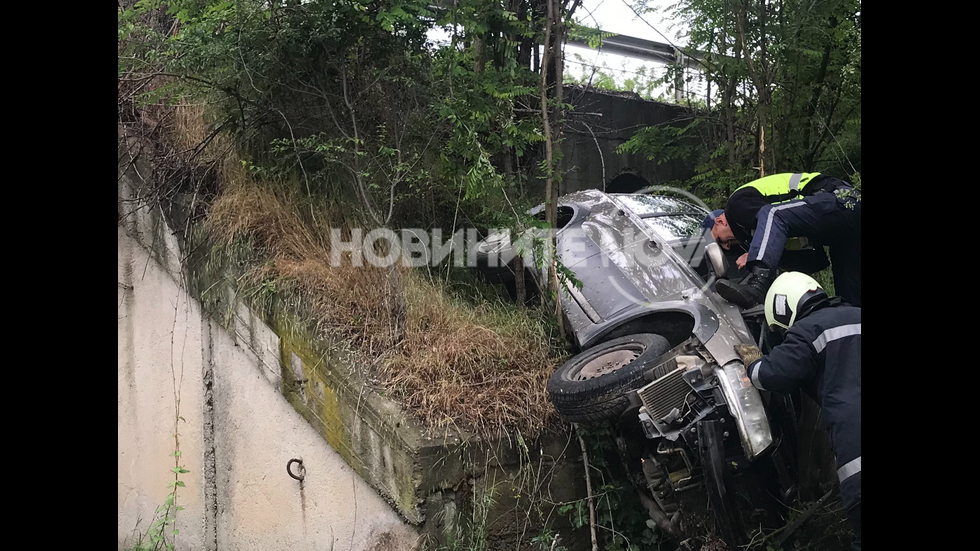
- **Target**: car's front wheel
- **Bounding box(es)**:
[547,333,671,424]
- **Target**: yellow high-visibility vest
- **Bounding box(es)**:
[733,172,823,200]
[735,173,823,248]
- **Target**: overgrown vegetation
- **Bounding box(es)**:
[561,424,662,551]
[617,0,861,207]
[197,133,565,435]
[118,0,558,231]
[118,0,587,436]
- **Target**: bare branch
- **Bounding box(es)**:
[576,426,599,551]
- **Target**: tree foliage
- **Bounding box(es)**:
[119,0,559,232]
[619,0,861,206]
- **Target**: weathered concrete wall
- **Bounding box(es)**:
[560,87,696,195]
[118,231,208,550]
[118,128,589,550]
[118,182,419,550]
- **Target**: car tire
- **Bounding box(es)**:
[547,333,671,424]
[475,231,516,283]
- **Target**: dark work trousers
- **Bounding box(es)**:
[848,500,861,550]
[746,190,862,306]
[826,349,861,550]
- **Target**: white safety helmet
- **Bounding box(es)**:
[765,272,825,331]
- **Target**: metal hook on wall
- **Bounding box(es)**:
[287,458,306,481]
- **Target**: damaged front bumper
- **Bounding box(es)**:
[634,349,773,460]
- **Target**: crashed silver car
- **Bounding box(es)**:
[475,189,798,546]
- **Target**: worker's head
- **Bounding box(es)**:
[764,272,826,332]
[702,209,725,231]
[707,211,738,250]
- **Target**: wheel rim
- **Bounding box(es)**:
[570,346,642,381]
[478,233,510,254]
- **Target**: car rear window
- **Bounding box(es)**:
[643,214,705,241]
[614,194,704,217]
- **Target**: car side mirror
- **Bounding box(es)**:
[705,242,730,279]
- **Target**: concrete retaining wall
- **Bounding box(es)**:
[117,129,588,551]
[118,157,420,551]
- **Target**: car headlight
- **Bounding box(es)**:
[713,360,773,459]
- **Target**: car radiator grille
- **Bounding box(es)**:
[637,363,692,422]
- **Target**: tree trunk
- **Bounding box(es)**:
[540,0,566,332]
[502,141,526,307]
[540,0,555,303]
[734,0,770,175]
[515,255,526,307]
[758,104,767,176]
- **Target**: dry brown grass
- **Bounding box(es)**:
[384,274,560,436]
[206,168,400,352]
[204,156,564,437]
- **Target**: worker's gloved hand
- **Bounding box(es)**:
[734,344,762,366]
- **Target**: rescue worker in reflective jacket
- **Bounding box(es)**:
[707,172,861,307]
[745,272,862,550]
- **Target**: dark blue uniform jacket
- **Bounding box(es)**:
[747,303,862,511]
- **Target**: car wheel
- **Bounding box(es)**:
[475,231,516,283]
[547,333,671,424]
